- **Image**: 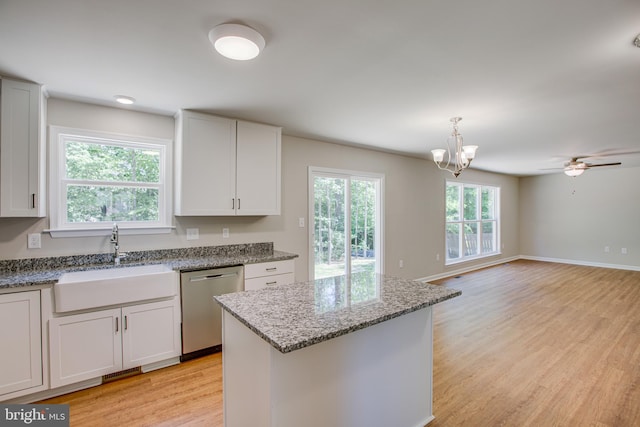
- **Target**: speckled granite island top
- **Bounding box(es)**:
[0,242,297,289]
[215,271,461,353]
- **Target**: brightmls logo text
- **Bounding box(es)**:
[1,405,69,426]
[4,407,45,424]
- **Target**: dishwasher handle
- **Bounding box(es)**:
[188,272,238,282]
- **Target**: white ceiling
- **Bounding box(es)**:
[1,0,639,176]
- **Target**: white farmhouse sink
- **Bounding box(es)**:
[54,264,177,313]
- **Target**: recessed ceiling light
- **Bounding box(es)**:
[114,95,135,105]
[208,23,265,61]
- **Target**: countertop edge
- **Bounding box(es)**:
[0,250,298,289]
[215,284,461,354]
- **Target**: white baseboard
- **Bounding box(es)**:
[418,255,640,283]
[519,255,640,272]
[142,356,180,373]
[4,378,102,404]
[417,256,520,283]
[422,414,436,426]
[4,357,181,404]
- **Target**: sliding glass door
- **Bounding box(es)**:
[309,167,383,280]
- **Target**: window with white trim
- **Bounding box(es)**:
[49,126,172,235]
[445,181,499,264]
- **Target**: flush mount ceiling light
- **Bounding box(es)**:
[208,23,265,60]
[114,95,135,105]
[431,117,478,178]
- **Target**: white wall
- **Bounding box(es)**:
[279,136,520,280]
[0,98,520,281]
[519,167,640,269]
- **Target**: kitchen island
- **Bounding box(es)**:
[214,271,461,427]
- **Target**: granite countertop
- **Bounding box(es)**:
[0,243,297,289]
[215,271,461,354]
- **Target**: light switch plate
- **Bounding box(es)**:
[186,228,199,240]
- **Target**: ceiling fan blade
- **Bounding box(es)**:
[553,149,640,163]
[586,162,622,168]
[584,149,640,158]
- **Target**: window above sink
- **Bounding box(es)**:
[47,126,174,237]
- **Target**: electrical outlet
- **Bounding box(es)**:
[27,233,41,249]
[399,259,404,268]
[298,217,305,228]
[621,248,628,255]
[436,253,440,261]
[604,246,610,253]
[222,228,229,238]
[186,228,199,240]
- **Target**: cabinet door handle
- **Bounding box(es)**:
[31,193,36,209]
[266,267,277,272]
[266,281,277,285]
[238,198,240,209]
[232,198,235,209]
[115,317,119,333]
[124,315,128,330]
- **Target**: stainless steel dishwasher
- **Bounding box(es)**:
[180,265,243,361]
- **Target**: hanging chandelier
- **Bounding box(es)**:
[431,117,478,178]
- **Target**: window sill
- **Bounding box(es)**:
[45,226,175,238]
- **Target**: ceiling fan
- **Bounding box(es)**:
[542,149,640,176]
[559,157,622,177]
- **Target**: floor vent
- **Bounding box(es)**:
[102,367,141,383]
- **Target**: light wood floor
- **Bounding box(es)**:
[40,260,640,426]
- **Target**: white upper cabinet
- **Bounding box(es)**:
[0,78,46,217]
[175,110,281,216]
[236,121,281,215]
[175,111,236,215]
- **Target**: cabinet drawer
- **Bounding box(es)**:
[245,273,295,291]
[244,259,294,279]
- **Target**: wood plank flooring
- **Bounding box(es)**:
[430,260,640,426]
[40,260,640,426]
[40,353,223,426]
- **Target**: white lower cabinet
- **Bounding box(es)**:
[0,291,42,397]
[49,299,180,388]
[244,259,295,291]
[49,308,121,388]
[121,301,181,368]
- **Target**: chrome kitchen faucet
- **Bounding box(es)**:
[110,223,128,265]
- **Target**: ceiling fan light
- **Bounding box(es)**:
[564,167,585,177]
[209,23,265,60]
